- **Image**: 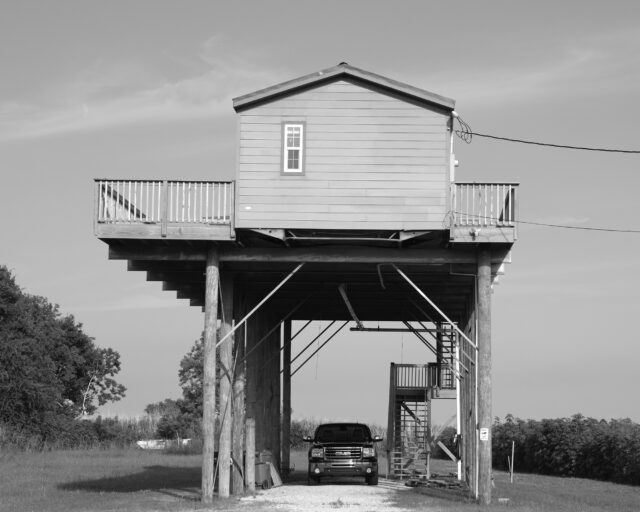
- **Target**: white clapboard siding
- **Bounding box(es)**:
[236,79,450,230]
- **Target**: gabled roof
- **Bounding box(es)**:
[232,62,455,112]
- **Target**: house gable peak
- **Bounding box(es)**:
[232,62,455,112]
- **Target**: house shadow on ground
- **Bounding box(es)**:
[58,465,202,500]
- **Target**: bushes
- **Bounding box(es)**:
[0,415,160,451]
[493,414,640,485]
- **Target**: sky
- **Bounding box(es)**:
[1,1,640,427]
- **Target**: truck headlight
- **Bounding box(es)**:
[362,447,375,458]
[311,447,324,458]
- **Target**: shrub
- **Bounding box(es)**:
[492,414,640,485]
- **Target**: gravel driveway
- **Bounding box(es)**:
[240,477,426,512]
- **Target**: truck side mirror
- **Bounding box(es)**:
[373,435,383,442]
[302,435,313,442]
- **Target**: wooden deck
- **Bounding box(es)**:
[94,179,518,243]
[450,182,518,243]
[94,180,235,240]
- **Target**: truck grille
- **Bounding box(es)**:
[325,446,362,460]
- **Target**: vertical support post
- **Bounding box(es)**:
[245,418,256,492]
[218,272,234,498]
[160,180,168,237]
[477,248,493,505]
[455,333,462,480]
[425,396,432,480]
[232,286,246,494]
[282,319,292,478]
[386,363,396,478]
[202,246,219,503]
[244,297,260,446]
[267,314,282,469]
[436,322,443,388]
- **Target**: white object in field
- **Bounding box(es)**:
[136,438,192,450]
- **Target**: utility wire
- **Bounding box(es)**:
[515,218,640,233]
[454,212,640,234]
[454,116,640,153]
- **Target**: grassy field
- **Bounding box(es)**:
[1,447,638,512]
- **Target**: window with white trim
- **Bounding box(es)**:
[283,123,304,173]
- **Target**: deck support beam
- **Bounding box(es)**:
[218,272,234,498]
[477,248,493,505]
[202,246,219,503]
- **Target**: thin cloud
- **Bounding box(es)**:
[413,26,640,109]
[0,37,286,142]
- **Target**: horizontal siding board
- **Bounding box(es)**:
[262,99,441,110]
[238,194,445,205]
[239,177,445,189]
[238,211,443,222]
[239,165,446,175]
[254,107,441,118]
[236,220,443,230]
[238,202,443,213]
[241,115,443,126]
[241,124,446,135]
[239,155,446,165]
[240,147,446,158]
[241,172,444,182]
[306,139,446,149]
[241,138,446,149]
[238,187,441,198]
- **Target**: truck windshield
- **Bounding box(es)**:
[315,424,370,443]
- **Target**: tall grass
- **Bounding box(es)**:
[0,415,166,451]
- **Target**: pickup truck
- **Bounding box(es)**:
[303,422,383,485]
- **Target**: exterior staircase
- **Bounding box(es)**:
[387,356,457,479]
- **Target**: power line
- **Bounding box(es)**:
[454,212,640,234]
[462,131,640,154]
[454,116,640,153]
[516,218,640,233]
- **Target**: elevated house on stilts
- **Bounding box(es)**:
[94,63,518,505]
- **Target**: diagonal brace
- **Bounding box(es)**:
[392,264,478,350]
[290,321,349,377]
[216,263,304,349]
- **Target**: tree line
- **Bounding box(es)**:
[493,414,640,485]
[0,266,126,448]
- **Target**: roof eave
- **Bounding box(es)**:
[232,63,455,112]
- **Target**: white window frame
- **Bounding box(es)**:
[282,122,305,174]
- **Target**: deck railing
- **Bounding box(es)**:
[393,363,455,391]
[452,182,519,228]
[95,180,234,225]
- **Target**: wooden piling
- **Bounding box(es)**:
[477,248,493,505]
[231,287,246,494]
[202,247,219,503]
[245,418,256,492]
[282,319,292,477]
[218,272,234,498]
